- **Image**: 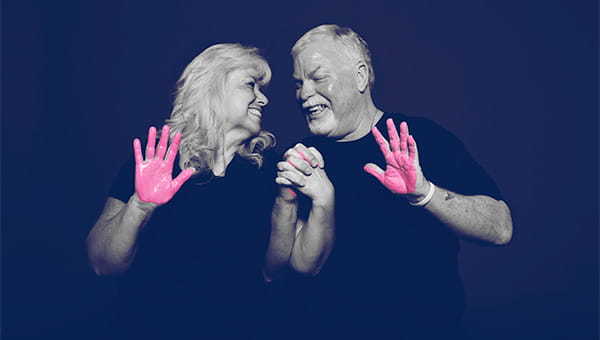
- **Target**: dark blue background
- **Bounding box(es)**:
[3,0,598,338]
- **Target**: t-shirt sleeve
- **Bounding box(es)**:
[108,156,136,203]
[412,117,504,201]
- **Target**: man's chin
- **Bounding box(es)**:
[306,113,336,136]
[307,123,333,137]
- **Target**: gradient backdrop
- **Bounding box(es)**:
[3,0,598,339]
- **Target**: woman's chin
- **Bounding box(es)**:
[228,127,260,143]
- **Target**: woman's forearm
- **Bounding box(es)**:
[264,195,298,281]
[86,194,156,275]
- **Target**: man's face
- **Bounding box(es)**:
[293,39,361,140]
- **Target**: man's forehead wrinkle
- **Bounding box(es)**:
[307,66,323,78]
[293,62,323,80]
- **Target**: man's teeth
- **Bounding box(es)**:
[308,104,327,114]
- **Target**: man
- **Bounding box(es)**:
[264,24,513,339]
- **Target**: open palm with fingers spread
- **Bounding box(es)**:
[363,119,423,195]
[133,125,195,205]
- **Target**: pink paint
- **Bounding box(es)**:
[296,149,315,167]
[285,146,324,168]
[286,188,297,198]
[134,125,194,204]
[363,119,418,194]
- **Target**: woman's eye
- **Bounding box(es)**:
[247,81,256,88]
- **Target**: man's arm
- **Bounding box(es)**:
[264,145,335,280]
[364,119,513,245]
[409,181,512,245]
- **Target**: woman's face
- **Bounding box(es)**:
[222,67,269,137]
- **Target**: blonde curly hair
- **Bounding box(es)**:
[165,43,275,175]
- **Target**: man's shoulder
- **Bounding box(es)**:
[381,112,441,130]
[379,112,457,143]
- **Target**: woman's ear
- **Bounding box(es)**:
[356,61,369,93]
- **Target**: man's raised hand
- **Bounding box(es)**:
[363,119,426,195]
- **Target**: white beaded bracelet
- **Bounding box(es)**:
[409,182,435,207]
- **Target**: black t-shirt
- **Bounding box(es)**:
[107,151,278,339]
[292,113,503,339]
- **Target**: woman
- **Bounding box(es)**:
[86,43,277,339]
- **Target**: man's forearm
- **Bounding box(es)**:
[290,196,335,276]
[415,183,513,245]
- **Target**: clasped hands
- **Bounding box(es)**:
[275,144,334,206]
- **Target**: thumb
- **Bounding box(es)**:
[172,168,195,192]
[363,163,385,183]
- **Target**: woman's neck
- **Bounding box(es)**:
[211,129,250,177]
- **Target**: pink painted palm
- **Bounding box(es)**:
[133,125,194,205]
[363,119,422,195]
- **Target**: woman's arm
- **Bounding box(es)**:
[86,125,193,275]
[86,195,156,275]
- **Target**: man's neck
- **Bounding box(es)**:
[337,101,383,142]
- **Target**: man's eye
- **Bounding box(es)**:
[295,81,302,89]
[314,76,326,82]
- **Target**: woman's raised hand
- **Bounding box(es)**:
[133,125,194,205]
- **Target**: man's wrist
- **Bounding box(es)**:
[408,181,435,207]
[311,190,335,209]
[407,179,431,203]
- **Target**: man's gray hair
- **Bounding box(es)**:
[292,24,375,89]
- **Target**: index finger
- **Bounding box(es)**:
[307,147,325,168]
[286,156,313,176]
[294,143,319,168]
[386,118,401,153]
[133,138,144,165]
[371,126,395,165]
[372,126,390,155]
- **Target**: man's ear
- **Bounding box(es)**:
[356,61,369,93]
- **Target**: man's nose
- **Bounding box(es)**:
[298,81,315,101]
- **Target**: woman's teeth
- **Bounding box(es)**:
[248,108,262,118]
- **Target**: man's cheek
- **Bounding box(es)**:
[325,83,335,93]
